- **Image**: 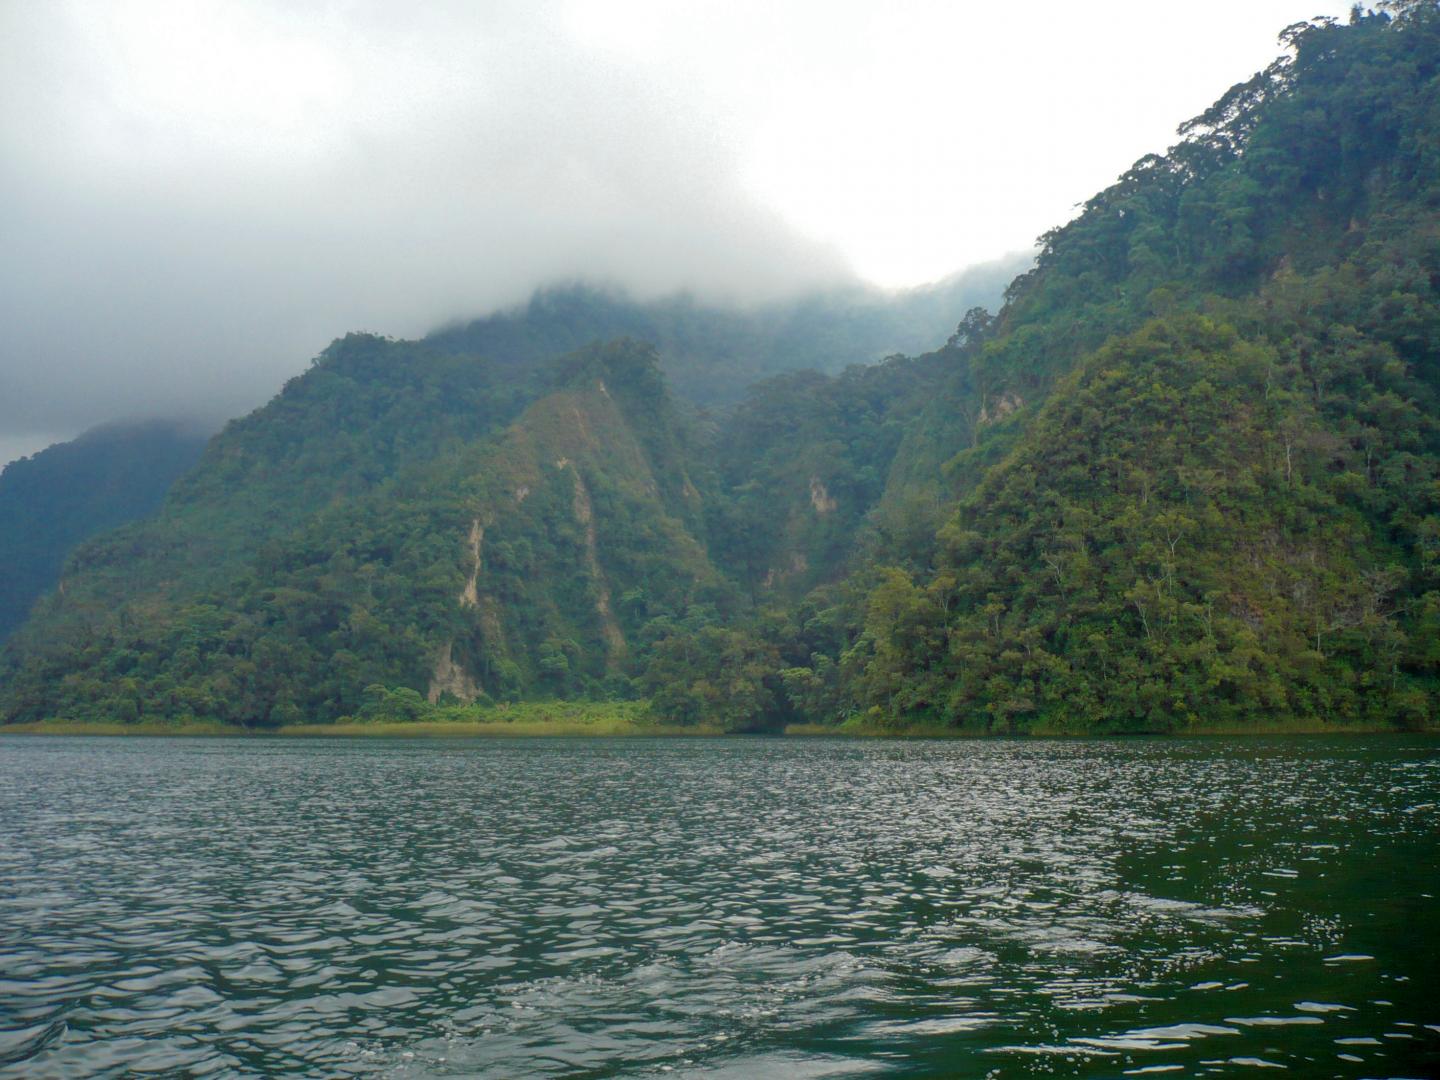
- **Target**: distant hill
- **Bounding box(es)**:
[0,421,208,642]
[425,257,1027,405]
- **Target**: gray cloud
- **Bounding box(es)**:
[0,0,852,448]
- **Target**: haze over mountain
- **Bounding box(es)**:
[0,0,1350,459]
[5,4,1436,734]
[0,265,1020,642]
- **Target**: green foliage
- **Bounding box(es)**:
[357,684,431,723]
[707,354,946,594]
[845,317,1436,731]
[776,6,1440,732]
[0,341,732,727]
[641,624,791,732]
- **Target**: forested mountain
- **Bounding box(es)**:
[0,422,208,644]
[0,340,737,726]
[798,2,1440,732]
[0,265,1013,691]
[3,4,1438,733]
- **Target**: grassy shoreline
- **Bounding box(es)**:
[0,701,727,738]
[788,717,1440,737]
[278,718,727,738]
[3,716,1434,738]
[0,719,727,738]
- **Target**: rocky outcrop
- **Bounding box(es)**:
[559,459,628,668]
[458,518,484,609]
[809,477,837,515]
[427,641,481,704]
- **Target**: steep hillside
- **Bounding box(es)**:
[775,3,1440,731]
[706,351,952,597]
[846,314,1437,731]
[19,333,544,641]
[0,342,730,726]
[0,421,208,643]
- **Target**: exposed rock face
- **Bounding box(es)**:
[434,376,709,696]
[560,460,628,668]
[0,341,733,726]
[762,552,810,590]
[458,518,484,609]
[809,476,837,515]
[427,641,481,704]
[977,391,1023,425]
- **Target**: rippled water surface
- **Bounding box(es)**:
[2,735,1438,1078]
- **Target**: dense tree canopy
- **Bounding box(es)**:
[0,422,206,644]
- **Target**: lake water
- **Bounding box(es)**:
[1,735,1437,1078]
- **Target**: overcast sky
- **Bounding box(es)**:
[0,0,1354,466]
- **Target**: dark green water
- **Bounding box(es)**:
[1,736,1437,1078]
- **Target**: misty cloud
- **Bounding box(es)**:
[0,0,850,445]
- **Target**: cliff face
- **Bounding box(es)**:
[414,356,721,706]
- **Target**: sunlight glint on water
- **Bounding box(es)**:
[0,735,1437,1077]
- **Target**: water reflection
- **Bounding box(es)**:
[0,735,1436,1077]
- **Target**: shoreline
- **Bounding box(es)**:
[2,718,1434,739]
[786,719,1440,738]
[0,721,724,738]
